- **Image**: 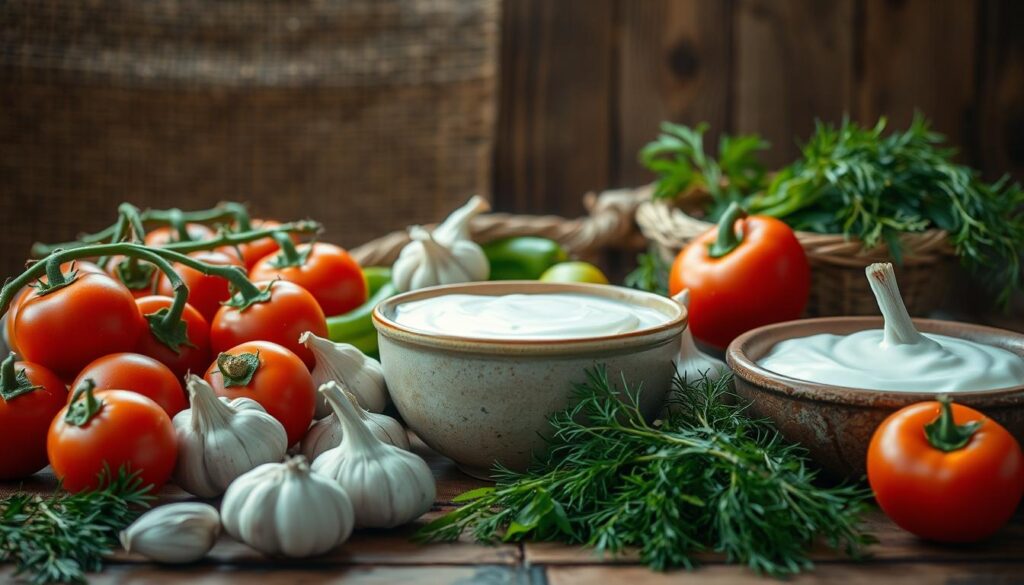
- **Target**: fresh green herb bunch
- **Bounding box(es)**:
[623,248,670,296]
[640,122,769,218]
[749,115,1024,305]
[0,467,154,584]
[418,367,874,576]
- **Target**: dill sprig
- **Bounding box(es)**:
[0,467,154,584]
[417,368,874,576]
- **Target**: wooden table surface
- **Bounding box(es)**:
[4,435,1024,585]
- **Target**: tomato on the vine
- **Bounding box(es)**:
[0,353,67,479]
[249,242,366,316]
[5,261,106,354]
[868,397,1024,542]
[14,272,144,380]
[145,223,215,247]
[210,280,327,368]
[72,353,186,418]
[231,219,294,269]
[133,295,211,378]
[104,255,158,298]
[48,382,177,492]
[156,250,243,322]
[205,341,316,445]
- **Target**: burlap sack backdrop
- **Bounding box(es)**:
[0,0,499,277]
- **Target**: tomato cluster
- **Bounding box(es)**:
[0,210,365,493]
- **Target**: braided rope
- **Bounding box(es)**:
[350,188,646,267]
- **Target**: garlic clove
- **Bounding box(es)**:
[312,382,435,528]
[391,198,491,293]
[300,386,409,462]
[171,375,289,498]
[300,331,388,417]
[432,195,491,245]
[221,455,354,558]
[120,502,220,564]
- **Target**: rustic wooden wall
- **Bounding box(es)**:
[492,0,1024,215]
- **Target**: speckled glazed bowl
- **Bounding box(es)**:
[727,317,1024,479]
[373,281,687,479]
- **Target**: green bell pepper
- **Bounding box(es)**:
[326,266,397,357]
[483,237,568,281]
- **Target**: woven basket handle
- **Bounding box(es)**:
[350,187,649,267]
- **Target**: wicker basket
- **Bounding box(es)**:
[635,186,958,317]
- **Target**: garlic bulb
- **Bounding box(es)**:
[172,375,289,498]
[672,289,726,381]
[221,455,354,558]
[392,197,491,292]
[312,382,435,528]
[301,385,409,462]
[300,331,388,417]
[120,502,220,564]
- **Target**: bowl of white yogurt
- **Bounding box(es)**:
[372,281,687,479]
[726,263,1024,479]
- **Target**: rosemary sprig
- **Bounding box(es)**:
[418,368,874,576]
[0,467,154,584]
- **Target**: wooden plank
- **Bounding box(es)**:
[546,563,1024,585]
[616,0,733,187]
[975,0,1024,182]
[492,0,615,217]
[858,0,978,157]
[733,0,857,167]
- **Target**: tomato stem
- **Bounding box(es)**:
[0,352,41,401]
[216,351,260,387]
[268,231,309,269]
[30,202,263,257]
[167,209,193,243]
[65,379,104,427]
[707,202,747,259]
[924,395,982,452]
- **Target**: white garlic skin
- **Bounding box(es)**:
[672,289,727,381]
[300,331,388,417]
[120,502,220,564]
[301,391,410,463]
[221,456,354,558]
[312,382,435,528]
[391,196,491,293]
[172,375,289,498]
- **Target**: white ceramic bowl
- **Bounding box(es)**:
[373,281,687,479]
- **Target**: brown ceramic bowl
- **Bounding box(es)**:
[727,317,1024,479]
[373,281,687,480]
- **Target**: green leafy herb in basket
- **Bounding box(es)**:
[417,367,874,576]
[641,115,1024,305]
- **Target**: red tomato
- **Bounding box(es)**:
[133,295,211,379]
[205,341,315,445]
[236,219,295,269]
[72,353,186,418]
[14,272,144,380]
[144,223,215,247]
[668,203,810,349]
[867,398,1024,543]
[0,355,67,479]
[210,280,327,368]
[5,261,106,354]
[249,242,367,316]
[156,250,243,322]
[48,386,177,492]
[104,255,158,298]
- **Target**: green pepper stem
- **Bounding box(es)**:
[923,395,982,452]
[706,202,748,259]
